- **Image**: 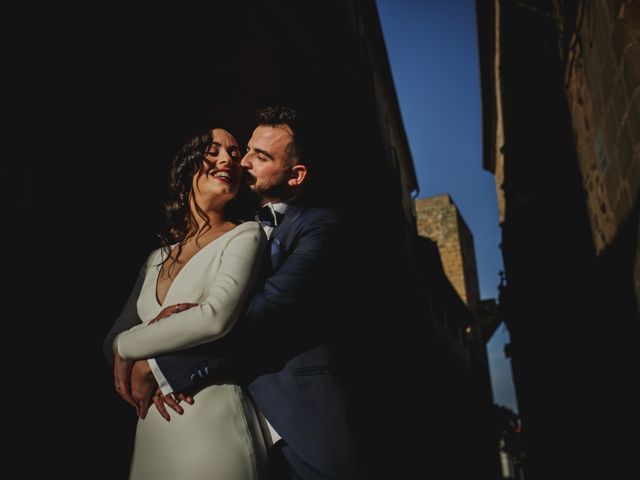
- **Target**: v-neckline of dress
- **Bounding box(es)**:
[154,229,231,307]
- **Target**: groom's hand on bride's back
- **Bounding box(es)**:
[150,390,194,422]
[131,360,156,419]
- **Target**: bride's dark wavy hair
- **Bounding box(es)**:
[157,130,257,274]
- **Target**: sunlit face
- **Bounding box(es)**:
[192,128,242,211]
[240,125,295,205]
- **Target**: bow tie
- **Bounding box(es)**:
[257,205,283,227]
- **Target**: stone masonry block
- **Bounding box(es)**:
[619,2,640,43]
[611,77,630,129]
[626,144,639,205]
[583,38,603,102]
[622,41,640,94]
[628,88,640,135]
[603,0,618,25]
[604,160,622,208]
[614,184,632,225]
[616,122,635,177]
[612,20,633,65]
[603,105,619,158]
[594,0,612,59]
[600,52,618,101]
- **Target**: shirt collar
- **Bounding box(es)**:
[257,202,289,227]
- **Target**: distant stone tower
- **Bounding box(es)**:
[415,194,481,312]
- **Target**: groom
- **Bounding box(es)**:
[105,106,358,479]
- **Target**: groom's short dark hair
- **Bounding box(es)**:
[256,106,306,167]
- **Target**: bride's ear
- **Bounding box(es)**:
[287,165,308,186]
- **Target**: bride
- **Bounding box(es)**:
[105,128,267,479]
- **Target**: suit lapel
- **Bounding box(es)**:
[270,203,304,241]
[269,203,305,269]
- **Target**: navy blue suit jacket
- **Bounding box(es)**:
[104,203,357,478]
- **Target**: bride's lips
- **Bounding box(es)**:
[209,168,234,183]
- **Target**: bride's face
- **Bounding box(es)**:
[192,129,243,210]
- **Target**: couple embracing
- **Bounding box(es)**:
[104,106,359,479]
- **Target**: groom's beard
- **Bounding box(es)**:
[255,182,291,202]
[252,170,292,202]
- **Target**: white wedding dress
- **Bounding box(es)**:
[115,222,267,480]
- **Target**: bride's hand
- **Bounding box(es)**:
[149,303,198,324]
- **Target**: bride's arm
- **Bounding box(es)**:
[115,224,266,360]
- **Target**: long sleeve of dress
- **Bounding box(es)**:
[116,224,266,360]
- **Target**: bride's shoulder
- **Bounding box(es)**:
[225,221,265,244]
[235,220,262,232]
[145,247,166,264]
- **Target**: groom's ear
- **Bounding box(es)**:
[287,164,308,186]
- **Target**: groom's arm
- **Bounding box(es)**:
[103,263,147,367]
[155,209,339,393]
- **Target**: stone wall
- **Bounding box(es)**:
[416,194,480,311]
[559,0,639,311]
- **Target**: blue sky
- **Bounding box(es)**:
[376,0,518,413]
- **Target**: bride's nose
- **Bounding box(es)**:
[217,150,232,166]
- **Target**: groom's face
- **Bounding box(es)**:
[241,124,295,205]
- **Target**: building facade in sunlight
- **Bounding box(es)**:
[416,194,482,310]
